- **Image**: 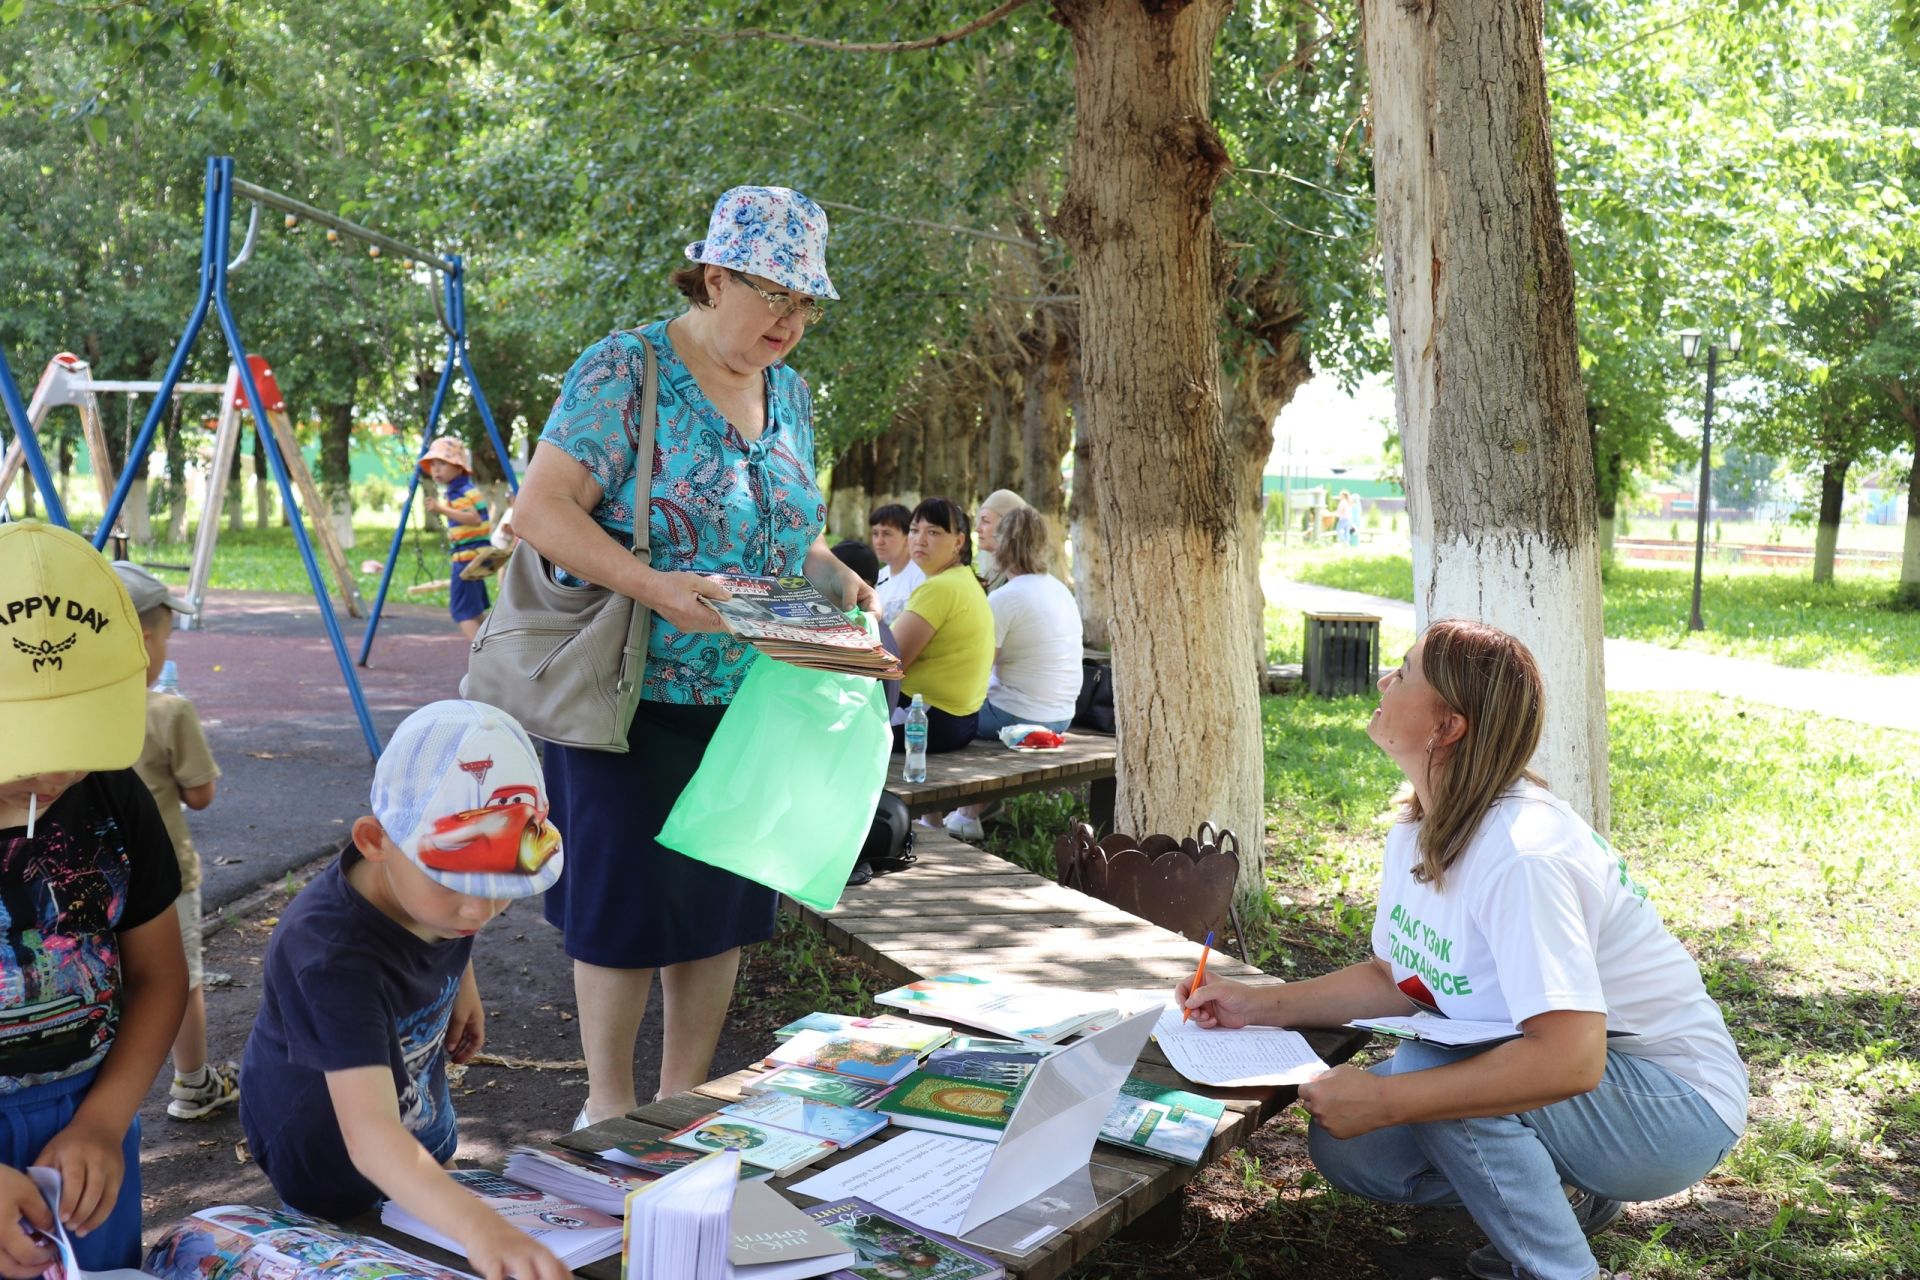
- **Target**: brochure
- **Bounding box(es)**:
[146,1205,476,1280]
[1096,1077,1226,1166]
[767,1030,925,1085]
[743,1066,899,1109]
[773,1013,953,1055]
[700,574,902,678]
[382,1168,624,1268]
[804,1197,1005,1280]
[921,1045,1049,1088]
[720,1092,891,1148]
[666,1115,839,1178]
[873,975,1118,1045]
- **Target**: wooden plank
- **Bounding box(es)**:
[887,736,1117,815]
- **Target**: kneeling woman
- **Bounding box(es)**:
[890,497,994,752]
[1181,619,1745,1280]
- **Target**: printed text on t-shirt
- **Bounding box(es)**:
[1387,903,1474,997]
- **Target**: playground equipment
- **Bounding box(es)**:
[0,353,365,624]
[80,155,517,759]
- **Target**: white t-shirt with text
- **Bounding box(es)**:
[1371,782,1748,1136]
[875,560,925,626]
[986,573,1084,723]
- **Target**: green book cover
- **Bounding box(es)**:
[875,1071,1021,1136]
[1096,1077,1228,1165]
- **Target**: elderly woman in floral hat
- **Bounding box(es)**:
[513,187,875,1125]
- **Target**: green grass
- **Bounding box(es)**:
[1273,547,1920,676]
[129,522,452,601]
[1241,689,1920,1279]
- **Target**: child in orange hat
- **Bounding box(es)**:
[419,437,491,640]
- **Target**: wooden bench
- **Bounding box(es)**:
[546,835,1365,1280]
[888,732,1118,834]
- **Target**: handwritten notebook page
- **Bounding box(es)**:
[1150,1003,1329,1087]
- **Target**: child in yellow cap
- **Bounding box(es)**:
[0,521,188,1271]
[419,437,491,640]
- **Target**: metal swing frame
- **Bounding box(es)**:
[73,155,516,759]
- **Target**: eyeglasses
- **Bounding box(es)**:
[726,270,826,324]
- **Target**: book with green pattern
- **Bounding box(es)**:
[873,1072,1022,1140]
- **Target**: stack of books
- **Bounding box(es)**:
[700,574,903,678]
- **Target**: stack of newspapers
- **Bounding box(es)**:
[699,574,903,679]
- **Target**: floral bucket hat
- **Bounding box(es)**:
[685,186,839,301]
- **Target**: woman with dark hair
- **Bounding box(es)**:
[889,497,994,753]
[1180,620,1746,1280]
[509,185,873,1127]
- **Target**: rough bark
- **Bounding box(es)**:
[163,399,190,543]
[1812,457,1848,585]
[1887,383,1919,606]
[1363,0,1610,830]
[984,376,1021,496]
[1067,369,1111,647]
[1054,0,1264,897]
[1019,326,1075,582]
[1224,270,1315,691]
[1596,448,1622,564]
[319,402,356,551]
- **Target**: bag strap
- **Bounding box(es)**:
[617,330,660,686]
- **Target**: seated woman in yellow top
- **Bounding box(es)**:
[890,496,995,753]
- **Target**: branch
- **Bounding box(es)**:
[816,198,1040,248]
[659,0,1034,54]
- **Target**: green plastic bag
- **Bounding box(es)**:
[657,641,892,912]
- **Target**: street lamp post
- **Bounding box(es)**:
[1678,327,1741,632]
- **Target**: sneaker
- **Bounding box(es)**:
[1465,1189,1623,1279]
[167,1062,240,1120]
[571,1107,590,1132]
[943,811,986,841]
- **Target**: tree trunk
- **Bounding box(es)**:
[982,377,1019,497]
[1054,0,1264,898]
[1067,375,1111,647]
[163,399,190,544]
[1812,456,1848,584]
[252,434,275,531]
[1019,328,1075,582]
[58,435,73,514]
[226,437,245,532]
[319,401,356,550]
[1596,448,1622,564]
[1362,0,1610,830]
[1889,390,1919,606]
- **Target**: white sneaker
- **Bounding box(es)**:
[571,1106,590,1132]
[168,1061,240,1120]
[943,812,986,842]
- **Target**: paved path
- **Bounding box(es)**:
[167,589,473,907]
[1268,578,1920,736]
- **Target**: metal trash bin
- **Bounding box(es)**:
[1303,611,1380,697]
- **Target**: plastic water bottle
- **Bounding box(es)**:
[152,659,180,695]
[903,695,929,783]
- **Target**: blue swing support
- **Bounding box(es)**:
[0,348,69,530]
[78,155,519,760]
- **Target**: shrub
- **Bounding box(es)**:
[1669,519,1680,542]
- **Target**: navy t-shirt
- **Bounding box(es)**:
[240,847,472,1218]
[0,770,181,1092]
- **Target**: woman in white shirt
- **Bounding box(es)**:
[1180,619,1745,1280]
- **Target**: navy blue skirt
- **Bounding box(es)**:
[541,701,778,968]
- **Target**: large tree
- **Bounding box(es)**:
[1362,0,1609,827]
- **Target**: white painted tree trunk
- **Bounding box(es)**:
[1363,0,1610,831]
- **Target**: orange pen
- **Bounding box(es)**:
[1182,930,1215,1024]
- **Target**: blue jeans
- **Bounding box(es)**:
[0,1069,144,1271]
[974,699,1072,741]
[1308,1040,1738,1280]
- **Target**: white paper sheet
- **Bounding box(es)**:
[1150,1004,1329,1087]
[1350,1013,1522,1046]
[788,1131,990,1235]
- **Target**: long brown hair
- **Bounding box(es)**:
[992,506,1051,577]
[1397,619,1547,888]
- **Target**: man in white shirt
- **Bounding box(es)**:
[870,503,924,626]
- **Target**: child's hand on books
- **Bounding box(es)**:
[33,1117,123,1234]
[1176,975,1260,1030]
[466,1218,569,1280]
[0,1165,55,1279]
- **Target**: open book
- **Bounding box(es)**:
[700,574,903,679]
[874,975,1118,1045]
[382,1168,623,1268]
[146,1205,475,1280]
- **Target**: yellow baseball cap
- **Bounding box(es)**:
[0,520,149,782]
